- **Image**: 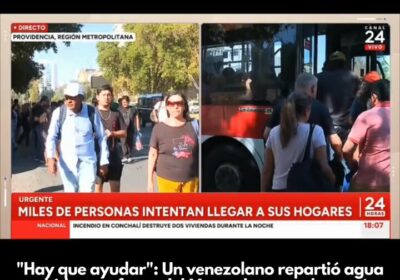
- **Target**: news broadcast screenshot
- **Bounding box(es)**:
[0,15,398,239]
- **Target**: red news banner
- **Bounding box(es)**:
[12,193,390,239]
[11,23,49,32]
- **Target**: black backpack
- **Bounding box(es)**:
[286,124,334,192]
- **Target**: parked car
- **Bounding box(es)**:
[189,100,199,114]
[137,93,163,127]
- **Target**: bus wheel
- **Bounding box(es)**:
[202,145,260,192]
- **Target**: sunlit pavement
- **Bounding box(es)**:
[11,124,153,193]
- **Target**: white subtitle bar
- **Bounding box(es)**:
[11,33,136,42]
[70,221,390,239]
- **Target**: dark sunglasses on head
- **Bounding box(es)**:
[167,100,184,107]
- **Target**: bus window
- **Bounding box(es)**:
[303,36,313,73]
[317,34,326,73]
[352,56,367,78]
[301,24,318,74]
[202,24,298,106]
[274,41,282,77]
[377,55,390,80]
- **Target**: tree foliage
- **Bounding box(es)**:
[12,24,83,93]
[51,88,65,102]
[112,76,136,96]
[52,84,71,102]
[97,24,199,94]
[28,80,40,103]
[42,88,55,100]
[82,82,95,102]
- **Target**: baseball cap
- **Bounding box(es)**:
[329,51,346,61]
[64,82,84,97]
[363,71,381,83]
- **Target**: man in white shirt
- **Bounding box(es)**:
[46,83,109,192]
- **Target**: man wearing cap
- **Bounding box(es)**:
[46,82,109,192]
[316,51,360,142]
[350,71,381,124]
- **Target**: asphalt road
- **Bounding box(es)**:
[11,124,154,193]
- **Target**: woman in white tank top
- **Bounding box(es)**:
[261,92,336,191]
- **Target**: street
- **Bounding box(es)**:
[11,123,154,193]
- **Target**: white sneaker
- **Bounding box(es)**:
[121,158,128,163]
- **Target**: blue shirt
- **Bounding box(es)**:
[46,103,109,167]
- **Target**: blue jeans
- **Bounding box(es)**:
[328,148,351,192]
[58,158,97,192]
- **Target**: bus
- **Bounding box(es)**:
[201,23,390,192]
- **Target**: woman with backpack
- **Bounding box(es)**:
[147,93,199,193]
[261,92,335,192]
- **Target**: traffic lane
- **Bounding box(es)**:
[120,123,153,193]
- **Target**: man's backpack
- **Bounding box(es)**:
[56,104,96,140]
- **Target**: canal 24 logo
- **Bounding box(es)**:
[364,196,386,218]
[364,25,386,51]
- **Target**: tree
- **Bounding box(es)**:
[112,76,135,96]
[42,88,54,100]
[82,82,95,102]
[96,42,122,82]
[28,80,40,103]
[12,24,83,93]
[52,84,70,102]
[52,88,65,102]
[97,24,199,94]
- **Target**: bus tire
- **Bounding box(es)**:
[202,144,260,192]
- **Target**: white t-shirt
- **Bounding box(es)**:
[154,100,168,123]
[266,122,326,190]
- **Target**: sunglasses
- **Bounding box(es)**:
[167,100,184,107]
[65,95,79,100]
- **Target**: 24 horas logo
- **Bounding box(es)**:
[364,25,386,51]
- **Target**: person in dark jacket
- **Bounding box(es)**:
[316,51,360,142]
